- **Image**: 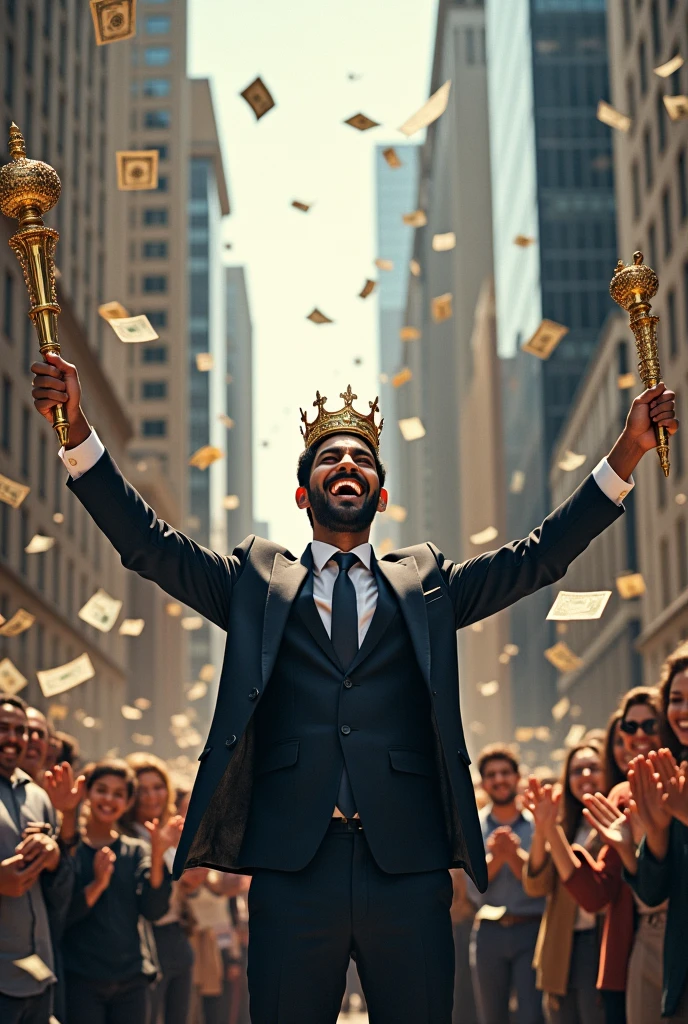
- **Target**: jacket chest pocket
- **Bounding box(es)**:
[256,738,300,776]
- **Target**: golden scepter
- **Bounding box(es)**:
[610,251,669,477]
[0,123,68,447]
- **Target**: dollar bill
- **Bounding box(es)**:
[535,726,551,742]
[291,200,311,212]
[24,535,55,554]
[0,658,28,696]
[557,450,587,472]
[119,618,145,636]
[513,235,536,247]
[240,77,275,120]
[78,588,123,632]
[121,704,143,720]
[218,414,235,429]
[392,367,413,388]
[402,210,427,227]
[400,326,421,342]
[547,590,611,621]
[654,54,684,77]
[432,232,456,252]
[616,573,646,599]
[306,308,333,325]
[0,609,36,637]
[344,113,379,131]
[186,681,208,702]
[522,319,569,359]
[663,94,688,121]
[510,470,526,494]
[478,680,500,697]
[222,495,240,510]
[545,642,583,673]
[98,300,129,321]
[189,445,223,470]
[375,258,394,272]
[565,723,587,748]
[116,150,159,191]
[89,0,136,45]
[431,293,453,323]
[198,664,215,683]
[551,696,571,721]
[134,697,151,710]
[617,372,636,389]
[131,733,154,746]
[469,525,499,545]
[195,353,214,372]
[399,79,451,137]
[47,703,69,720]
[504,643,520,657]
[398,416,426,442]
[359,279,376,299]
[515,727,534,742]
[108,315,159,343]
[165,602,182,617]
[37,653,95,698]
[181,616,203,631]
[13,954,56,983]
[385,504,408,524]
[0,472,30,509]
[596,100,632,132]
[409,259,421,277]
[382,147,402,168]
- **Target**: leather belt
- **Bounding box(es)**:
[329,817,364,833]
[492,913,540,928]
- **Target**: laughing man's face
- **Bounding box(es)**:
[0,705,28,779]
[303,434,382,533]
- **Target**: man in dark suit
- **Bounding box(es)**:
[32,354,677,1023]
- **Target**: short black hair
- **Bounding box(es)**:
[477,743,520,778]
[85,758,136,800]
[0,695,28,713]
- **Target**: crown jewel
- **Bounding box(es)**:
[300,385,384,451]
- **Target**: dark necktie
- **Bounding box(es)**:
[331,551,359,817]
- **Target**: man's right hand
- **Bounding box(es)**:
[31,352,91,448]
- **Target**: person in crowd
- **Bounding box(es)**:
[468,744,544,1024]
[451,867,479,1024]
[62,758,176,1024]
[18,707,50,784]
[601,710,630,792]
[548,687,665,1024]
[523,742,606,1023]
[0,696,72,1024]
[121,753,195,1024]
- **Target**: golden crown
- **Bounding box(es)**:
[300,385,384,452]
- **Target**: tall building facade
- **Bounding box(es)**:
[606,0,688,682]
[224,266,255,548]
[373,143,419,549]
[486,0,618,729]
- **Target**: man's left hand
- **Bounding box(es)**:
[623,382,678,453]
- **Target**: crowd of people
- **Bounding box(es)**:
[1,638,688,1024]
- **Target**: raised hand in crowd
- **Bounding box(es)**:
[84,846,116,908]
[628,753,672,860]
[144,814,184,889]
[581,792,637,874]
[651,748,688,828]
[44,761,87,849]
[524,777,560,835]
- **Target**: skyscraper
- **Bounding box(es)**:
[224,266,255,549]
[486,0,617,728]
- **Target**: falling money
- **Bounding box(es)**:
[344,113,380,131]
[402,210,427,227]
[382,147,402,168]
[359,279,376,299]
[596,100,632,133]
[0,472,30,509]
[522,319,569,359]
[398,80,451,137]
[547,590,611,621]
[398,417,426,442]
[98,300,130,321]
[431,293,453,323]
[90,0,136,45]
[616,573,646,599]
[306,308,333,325]
[240,77,275,120]
[37,654,96,699]
[189,446,223,470]
[0,609,35,637]
[663,95,688,121]
[108,315,159,342]
[544,642,583,673]
[116,150,159,191]
[0,658,28,696]
[78,589,123,633]
[557,450,587,472]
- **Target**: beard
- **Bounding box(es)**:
[308,484,379,533]
[489,789,518,807]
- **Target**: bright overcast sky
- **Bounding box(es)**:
[189,0,438,553]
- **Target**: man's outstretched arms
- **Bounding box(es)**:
[31,352,245,628]
[439,383,678,629]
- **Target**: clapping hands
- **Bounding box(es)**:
[144,814,184,857]
[523,777,561,835]
[44,762,86,813]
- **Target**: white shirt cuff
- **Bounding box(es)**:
[592,457,634,506]
[58,429,105,479]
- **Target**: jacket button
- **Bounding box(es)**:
[248,688,260,701]
[343,678,353,689]
[341,725,351,735]
[225,735,237,749]
[432,689,438,696]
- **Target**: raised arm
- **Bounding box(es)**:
[439,385,677,629]
[31,353,247,628]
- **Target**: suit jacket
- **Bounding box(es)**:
[68,450,623,892]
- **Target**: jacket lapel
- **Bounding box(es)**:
[296,569,343,671]
[376,556,431,688]
[261,550,309,685]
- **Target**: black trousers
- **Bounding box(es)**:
[65,972,150,1024]
[150,922,194,1024]
[247,821,455,1024]
[0,988,52,1024]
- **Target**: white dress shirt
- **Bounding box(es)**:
[310,540,378,644]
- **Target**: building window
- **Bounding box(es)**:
[66,559,73,618]
[0,504,8,560]
[657,90,667,152]
[673,392,684,477]
[142,418,167,437]
[43,0,52,38]
[145,144,169,160]
[144,46,171,67]
[678,150,687,221]
[662,187,673,257]
[142,275,167,293]
[143,109,171,129]
[631,160,641,220]
[143,241,168,258]
[3,273,13,340]
[0,377,10,451]
[42,55,51,116]
[142,345,167,363]
[650,0,661,56]
[648,221,657,269]
[58,21,66,76]
[38,433,47,498]
[24,91,33,151]
[683,262,688,335]
[156,176,169,193]
[143,78,171,97]
[144,310,168,328]
[466,27,475,64]
[622,0,631,43]
[20,509,28,577]
[678,520,688,591]
[668,288,677,358]
[660,536,671,606]
[20,406,30,479]
[145,15,171,33]
[626,75,636,125]
[643,127,653,189]
[143,207,168,225]
[142,380,167,400]
[639,39,648,94]
[4,39,14,104]
[25,7,35,72]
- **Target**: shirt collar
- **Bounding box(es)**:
[0,768,31,788]
[310,540,373,573]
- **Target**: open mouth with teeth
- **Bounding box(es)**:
[327,477,366,498]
